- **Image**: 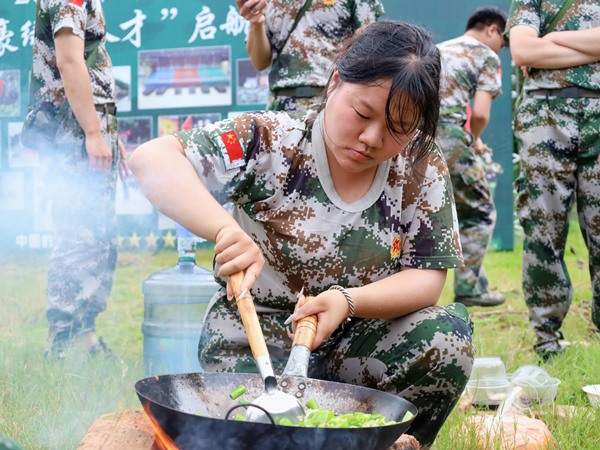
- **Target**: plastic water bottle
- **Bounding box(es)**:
[141,225,218,376]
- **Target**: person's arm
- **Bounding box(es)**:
[509,25,599,69]
[544,27,600,58]
[289,268,447,348]
[236,0,272,71]
[470,90,493,143]
[54,28,112,171]
[129,135,264,291]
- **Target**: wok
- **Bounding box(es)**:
[135,372,417,450]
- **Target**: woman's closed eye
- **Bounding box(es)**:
[354,108,369,120]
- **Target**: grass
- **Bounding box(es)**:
[0,225,599,449]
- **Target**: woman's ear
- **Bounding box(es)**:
[327,68,340,95]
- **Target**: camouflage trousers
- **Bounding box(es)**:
[41,109,119,341]
[436,123,497,298]
[199,294,474,448]
[267,93,319,112]
[514,95,600,349]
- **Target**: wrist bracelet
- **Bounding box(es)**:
[329,285,355,322]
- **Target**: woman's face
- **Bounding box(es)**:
[323,71,419,175]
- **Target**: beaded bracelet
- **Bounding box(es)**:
[329,285,355,322]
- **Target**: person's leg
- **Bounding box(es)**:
[437,125,500,306]
[514,96,576,356]
[576,98,600,334]
[309,304,474,449]
[45,112,118,355]
[199,293,292,374]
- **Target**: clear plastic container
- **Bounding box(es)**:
[509,365,561,409]
[470,357,508,382]
[466,378,511,407]
[141,225,218,376]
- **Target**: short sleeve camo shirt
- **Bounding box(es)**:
[176,108,462,310]
[506,0,600,90]
[265,0,385,91]
[28,0,115,110]
[438,35,502,124]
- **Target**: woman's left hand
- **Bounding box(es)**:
[287,289,350,349]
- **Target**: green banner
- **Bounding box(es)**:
[0,0,513,252]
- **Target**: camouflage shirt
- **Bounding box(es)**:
[507,0,600,90]
[28,0,115,110]
[265,0,384,91]
[176,108,462,311]
[438,35,502,124]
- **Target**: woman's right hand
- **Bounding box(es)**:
[214,223,264,298]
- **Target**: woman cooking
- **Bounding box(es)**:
[130,20,474,448]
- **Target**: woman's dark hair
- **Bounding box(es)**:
[321,20,441,162]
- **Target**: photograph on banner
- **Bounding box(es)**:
[236,58,269,106]
[116,116,154,217]
[157,112,221,136]
[8,121,39,168]
[137,46,232,110]
[113,66,132,113]
[118,116,153,154]
[0,70,21,117]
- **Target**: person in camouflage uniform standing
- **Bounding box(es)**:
[236,0,384,112]
[507,0,600,359]
[24,0,125,358]
[435,7,507,307]
[132,21,474,448]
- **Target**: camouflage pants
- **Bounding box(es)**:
[267,94,318,112]
[514,95,600,348]
[42,109,119,341]
[199,294,474,448]
[436,123,497,298]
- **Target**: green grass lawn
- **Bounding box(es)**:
[1,227,599,449]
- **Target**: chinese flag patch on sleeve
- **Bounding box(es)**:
[390,235,401,258]
[69,0,84,6]
[219,131,245,169]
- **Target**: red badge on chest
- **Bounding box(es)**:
[220,131,244,162]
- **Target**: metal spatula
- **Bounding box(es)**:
[230,271,305,424]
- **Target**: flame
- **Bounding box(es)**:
[143,403,180,450]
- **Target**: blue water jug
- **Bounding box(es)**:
[141,225,218,376]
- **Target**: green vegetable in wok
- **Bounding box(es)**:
[232,397,405,428]
[230,384,247,400]
[303,399,320,411]
[279,409,398,428]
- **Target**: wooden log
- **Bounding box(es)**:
[77,409,154,450]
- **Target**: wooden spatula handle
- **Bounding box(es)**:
[292,296,317,349]
[230,271,269,360]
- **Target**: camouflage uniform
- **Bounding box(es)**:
[263,0,384,111]
[435,35,502,298]
[507,0,600,353]
[28,0,119,343]
[177,108,474,447]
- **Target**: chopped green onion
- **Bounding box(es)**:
[230,384,247,400]
[305,399,319,410]
[401,410,415,423]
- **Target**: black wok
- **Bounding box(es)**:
[135,372,417,450]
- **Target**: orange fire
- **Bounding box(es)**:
[143,403,180,450]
